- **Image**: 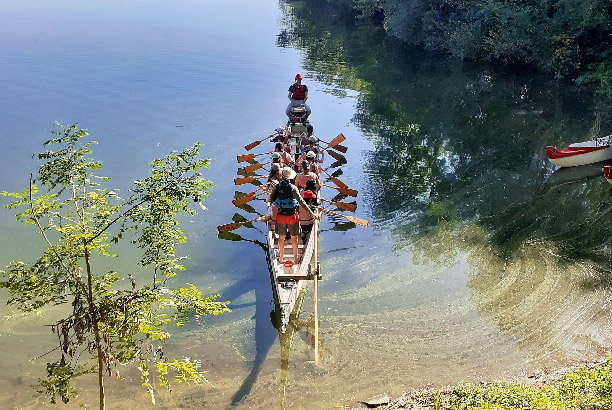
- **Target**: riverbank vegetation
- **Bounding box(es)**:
[0,123,229,409]
[373,356,612,409]
[315,0,612,97]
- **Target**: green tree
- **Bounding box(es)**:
[0,123,230,409]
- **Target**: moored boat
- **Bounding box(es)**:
[546,135,612,167]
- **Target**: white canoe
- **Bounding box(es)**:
[546,136,612,167]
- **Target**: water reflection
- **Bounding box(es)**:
[279,0,612,377]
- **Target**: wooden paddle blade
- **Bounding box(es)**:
[326,149,345,162]
[243,162,263,174]
[330,176,348,188]
[217,221,244,233]
[234,176,256,186]
[337,186,358,197]
[326,133,346,149]
[233,195,257,207]
[237,153,256,163]
[244,139,264,151]
[334,201,357,212]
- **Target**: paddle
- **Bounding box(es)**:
[217,215,268,233]
[232,187,263,207]
[320,198,357,213]
[320,167,348,188]
[243,161,270,174]
[234,175,266,186]
[318,138,348,153]
[244,135,270,151]
[237,151,273,163]
[321,207,369,227]
[322,183,357,197]
[326,133,346,149]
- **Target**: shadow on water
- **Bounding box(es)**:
[215,233,278,407]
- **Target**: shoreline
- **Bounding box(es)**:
[346,355,611,409]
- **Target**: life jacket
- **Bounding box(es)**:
[291,83,306,100]
[273,181,298,215]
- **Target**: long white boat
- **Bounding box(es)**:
[265,106,320,333]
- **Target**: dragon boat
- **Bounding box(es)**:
[265,107,321,333]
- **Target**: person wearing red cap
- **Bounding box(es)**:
[286,73,311,119]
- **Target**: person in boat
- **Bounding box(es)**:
[270,126,288,144]
[269,167,318,264]
[286,73,311,120]
[295,150,322,177]
[295,160,320,191]
[304,177,319,196]
[265,163,283,221]
[298,124,316,151]
[273,142,293,168]
[299,189,320,244]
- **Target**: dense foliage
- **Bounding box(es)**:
[319,0,612,95]
[0,123,229,408]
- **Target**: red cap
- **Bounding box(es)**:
[302,190,316,199]
[295,73,302,79]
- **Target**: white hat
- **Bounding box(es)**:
[281,167,296,180]
[306,151,316,159]
[275,126,284,133]
[271,152,280,160]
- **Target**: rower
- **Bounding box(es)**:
[299,189,320,245]
[295,160,320,191]
[270,167,318,264]
[296,150,321,177]
[270,126,288,144]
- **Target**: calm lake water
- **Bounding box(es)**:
[2,0,612,408]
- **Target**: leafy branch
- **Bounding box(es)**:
[0,122,230,409]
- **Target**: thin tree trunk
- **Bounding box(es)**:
[85,244,105,410]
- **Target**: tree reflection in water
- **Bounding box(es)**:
[278,0,612,365]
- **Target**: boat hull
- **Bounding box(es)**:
[547,137,612,167]
[266,221,317,333]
